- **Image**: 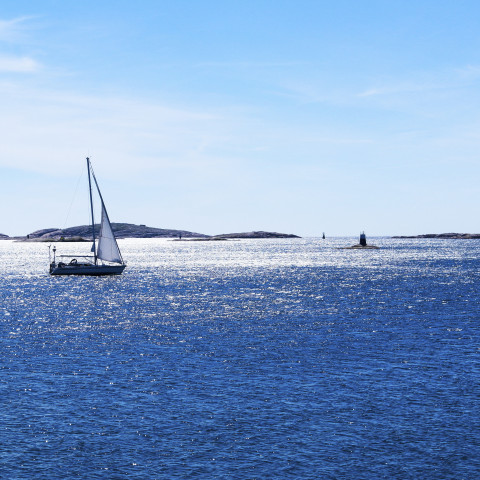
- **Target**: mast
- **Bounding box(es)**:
[86,157,97,264]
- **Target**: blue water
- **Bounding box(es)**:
[1,237,479,479]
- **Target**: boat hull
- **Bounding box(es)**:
[50,264,126,276]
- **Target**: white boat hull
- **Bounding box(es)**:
[50,263,126,276]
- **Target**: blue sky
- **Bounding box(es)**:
[1,1,480,236]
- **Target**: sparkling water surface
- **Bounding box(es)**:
[1,237,479,479]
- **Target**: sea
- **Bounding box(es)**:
[0,237,479,479]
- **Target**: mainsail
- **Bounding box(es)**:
[90,162,124,265]
[97,202,123,264]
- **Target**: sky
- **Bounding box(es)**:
[1,0,480,236]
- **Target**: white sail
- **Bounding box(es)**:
[96,202,123,264]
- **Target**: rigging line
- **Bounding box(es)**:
[62,163,86,230]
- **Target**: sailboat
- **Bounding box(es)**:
[49,157,126,276]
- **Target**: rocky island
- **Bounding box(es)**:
[209,231,300,240]
[16,224,299,241]
[21,223,208,241]
[393,233,480,239]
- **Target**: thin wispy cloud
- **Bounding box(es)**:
[195,61,306,69]
[0,55,40,72]
[0,16,41,73]
[0,83,247,176]
[358,82,440,98]
[272,80,333,104]
[456,64,480,80]
[0,16,35,42]
[357,65,480,99]
[358,87,391,98]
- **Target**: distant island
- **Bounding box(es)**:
[8,224,300,241]
[393,233,480,239]
[208,231,300,240]
[179,231,300,241]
